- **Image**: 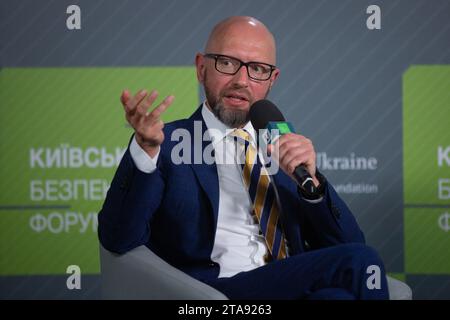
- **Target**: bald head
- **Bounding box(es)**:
[195,16,280,128]
[205,16,277,64]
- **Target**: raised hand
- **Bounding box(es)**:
[121,89,175,158]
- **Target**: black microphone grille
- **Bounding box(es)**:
[249,99,285,130]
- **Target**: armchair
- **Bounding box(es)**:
[99,244,412,300]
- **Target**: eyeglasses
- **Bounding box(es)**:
[204,53,276,81]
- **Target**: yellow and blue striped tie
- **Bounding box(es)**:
[232,129,287,260]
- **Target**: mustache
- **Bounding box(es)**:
[222,89,252,101]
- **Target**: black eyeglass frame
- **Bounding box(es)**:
[204,53,276,81]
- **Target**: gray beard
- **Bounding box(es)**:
[203,72,271,128]
[210,101,249,128]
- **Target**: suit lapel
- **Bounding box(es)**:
[187,107,220,228]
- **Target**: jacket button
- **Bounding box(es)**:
[331,205,341,218]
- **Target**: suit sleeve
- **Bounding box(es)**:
[298,180,366,250]
[98,145,165,254]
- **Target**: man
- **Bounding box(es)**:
[98,16,389,299]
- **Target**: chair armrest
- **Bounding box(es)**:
[387,275,413,300]
[100,244,228,300]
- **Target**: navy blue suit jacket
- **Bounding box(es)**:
[98,106,365,281]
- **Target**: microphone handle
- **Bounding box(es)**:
[293,165,317,195]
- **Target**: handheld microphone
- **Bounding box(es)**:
[249,99,317,195]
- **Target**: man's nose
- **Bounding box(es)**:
[232,65,250,87]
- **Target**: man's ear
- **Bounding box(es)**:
[269,68,280,89]
[195,53,205,84]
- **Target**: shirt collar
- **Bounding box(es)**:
[201,101,257,147]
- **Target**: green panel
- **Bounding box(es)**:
[405,208,450,274]
[403,66,450,205]
[403,66,450,275]
[0,67,198,275]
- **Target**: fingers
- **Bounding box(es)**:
[148,95,175,118]
[273,133,316,174]
[125,89,174,131]
[136,90,158,116]
[122,89,174,121]
[282,149,313,173]
[120,88,174,152]
[120,89,130,106]
[278,133,311,149]
[123,89,149,114]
